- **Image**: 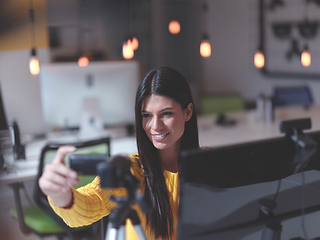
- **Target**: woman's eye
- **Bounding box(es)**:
[162,112,173,117]
[142,114,151,118]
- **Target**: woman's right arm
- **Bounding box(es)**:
[38,145,80,208]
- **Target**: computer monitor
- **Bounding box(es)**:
[178,129,320,240]
[274,86,313,107]
[0,83,9,140]
[39,61,140,131]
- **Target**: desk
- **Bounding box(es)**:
[1,105,320,185]
[198,105,320,148]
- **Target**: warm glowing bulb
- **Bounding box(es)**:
[78,56,89,67]
[168,20,180,34]
[122,41,134,59]
[200,40,211,57]
[29,56,40,75]
[132,37,139,50]
[301,50,311,67]
[254,50,265,68]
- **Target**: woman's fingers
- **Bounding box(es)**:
[39,145,79,196]
[53,145,77,164]
[44,161,78,181]
[39,175,69,193]
[44,164,78,186]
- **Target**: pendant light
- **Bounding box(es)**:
[254,49,265,68]
[254,0,265,69]
[131,36,139,50]
[200,34,211,58]
[200,1,211,58]
[30,48,40,75]
[123,39,134,59]
[123,0,135,59]
[168,20,181,34]
[300,2,311,67]
[130,0,139,51]
[29,0,40,75]
[301,45,311,67]
[78,55,89,67]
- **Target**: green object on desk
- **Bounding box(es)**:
[201,94,245,115]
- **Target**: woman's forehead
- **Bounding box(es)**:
[141,94,179,110]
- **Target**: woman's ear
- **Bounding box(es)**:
[185,103,193,121]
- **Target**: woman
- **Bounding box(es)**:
[39,66,199,240]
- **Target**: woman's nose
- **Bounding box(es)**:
[152,116,164,130]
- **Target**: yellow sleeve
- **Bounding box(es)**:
[48,153,144,228]
[49,176,127,227]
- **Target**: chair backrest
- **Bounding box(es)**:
[274,86,313,107]
[200,94,245,115]
[33,137,110,233]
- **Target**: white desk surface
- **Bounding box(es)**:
[198,105,320,148]
[1,104,319,185]
[0,136,137,185]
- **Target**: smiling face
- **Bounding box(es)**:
[141,94,193,152]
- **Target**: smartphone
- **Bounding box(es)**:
[69,154,108,175]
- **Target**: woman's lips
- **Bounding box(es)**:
[152,132,170,141]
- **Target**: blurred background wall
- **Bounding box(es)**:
[1,0,320,135]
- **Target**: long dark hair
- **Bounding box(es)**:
[135,66,199,239]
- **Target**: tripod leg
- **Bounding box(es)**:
[128,210,148,240]
[118,225,126,240]
[105,222,119,240]
[133,225,148,240]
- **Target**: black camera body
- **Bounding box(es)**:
[69,154,133,188]
[69,154,107,175]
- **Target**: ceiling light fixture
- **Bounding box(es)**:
[29,0,40,75]
[168,20,181,34]
[254,49,265,68]
[78,55,89,67]
[200,34,211,58]
[200,1,211,58]
[132,36,139,51]
[301,45,311,67]
[123,39,134,59]
[123,0,135,59]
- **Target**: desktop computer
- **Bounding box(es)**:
[178,118,320,240]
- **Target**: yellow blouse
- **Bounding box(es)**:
[49,153,180,240]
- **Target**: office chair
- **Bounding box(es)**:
[273,86,313,107]
[200,94,245,115]
[10,137,110,240]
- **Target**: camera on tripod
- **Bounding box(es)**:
[69,153,149,240]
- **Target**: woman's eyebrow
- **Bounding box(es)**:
[159,107,174,113]
[141,107,174,113]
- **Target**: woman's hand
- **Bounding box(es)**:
[38,145,79,207]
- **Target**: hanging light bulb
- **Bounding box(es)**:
[168,20,181,34]
[29,48,40,75]
[123,39,134,59]
[200,34,211,58]
[29,1,40,76]
[254,50,265,68]
[131,37,139,50]
[78,56,89,67]
[301,45,311,67]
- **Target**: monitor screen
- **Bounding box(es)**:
[274,86,313,107]
[0,83,9,140]
[39,61,140,131]
[178,131,320,240]
[0,84,8,131]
